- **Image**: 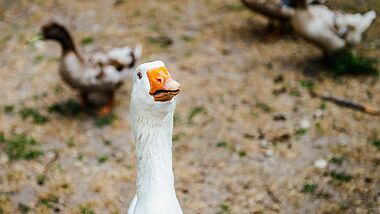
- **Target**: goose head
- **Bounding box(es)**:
[131,61,181,117]
[41,22,76,53]
[107,44,143,71]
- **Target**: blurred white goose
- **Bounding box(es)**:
[291,0,376,54]
[240,0,328,26]
[128,61,182,214]
[41,22,142,115]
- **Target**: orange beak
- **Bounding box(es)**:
[147,66,181,102]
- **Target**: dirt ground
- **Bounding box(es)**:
[0,0,379,213]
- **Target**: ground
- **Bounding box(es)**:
[0,0,379,213]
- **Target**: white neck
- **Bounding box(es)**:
[134,112,175,193]
[130,101,182,213]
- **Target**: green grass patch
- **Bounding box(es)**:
[81,206,95,214]
[327,52,378,76]
[19,107,49,124]
[38,196,59,209]
[330,171,352,182]
[81,36,94,45]
[103,139,112,146]
[217,203,232,214]
[18,203,30,214]
[48,99,82,117]
[172,133,184,142]
[3,105,14,113]
[188,107,205,123]
[329,156,344,166]
[94,113,116,127]
[0,133,44,161]
[216,141,228,147]
[147,36,173,48]
[255,102,272,113]
[36,174,46,185]
[97,155,109,164]
[295,128,307,136]
[299,80,315,90]
[371,139,380,150]
[224,3,244,11]
[238,150,247,157]
[33,54,44,64]
[302,183,318,193]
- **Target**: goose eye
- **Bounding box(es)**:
[137,72,142,79]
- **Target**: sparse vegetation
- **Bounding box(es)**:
[97,155,109,164]
[38,196,59,209]
[329,157,344,166]
[302,183,318,193]
[216,141,228,147]
[371,139,380,150]
[81,206,95,214]
[81,36,94,45]
[3,105,14,113]
[327,52,378,76]
[295,128,307,137]
[188,107,205,123]
[217,203,232,214]
[103,139,112,146]
[19,107,49,124]
[255,102,272,113]
[94,113,116,127]
[147,36,173,48]
[18,203,30,214]
[299,80,315,90]
[330,171,352,182]
[36,174,46,185]
[48,99,82,116]
[224,3,244,11]
[0,133,43,161]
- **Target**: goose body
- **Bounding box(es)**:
[128,61,182,214]
[240,0,328,20]
[291,1,376,54]
[41,22,142,114]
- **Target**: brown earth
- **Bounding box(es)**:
[0,0,379,213]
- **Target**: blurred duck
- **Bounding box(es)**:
[41,22,142,115]
[291,0,376,55]
[240,0,327,29]
[128,61,182,214]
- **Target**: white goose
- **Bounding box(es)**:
[291,0,376,54]
[128,61,183,214]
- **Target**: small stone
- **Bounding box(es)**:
[0,154,9,164]
[314,159,327,169]
[264,149,273,157]
[119,196,126,202]
[46,151,56,159]
[299,119,310,129]
[259,140,269,148]
[314,109,323,118]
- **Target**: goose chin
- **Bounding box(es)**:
[152,90,180,102]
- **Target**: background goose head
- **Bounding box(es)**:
[41,22,76,54]
[107,44,143,71]
[131,60,180,118]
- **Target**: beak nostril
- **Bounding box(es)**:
[156,78,163,84]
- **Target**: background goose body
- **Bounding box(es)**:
[240,0,328,20]
[291,2,376,54]
[128,61,182,214]
[42,22,142,112]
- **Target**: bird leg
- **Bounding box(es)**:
[80,92,89,108]
[98,92,114,116]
